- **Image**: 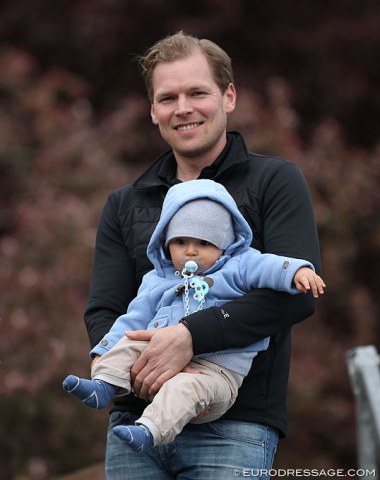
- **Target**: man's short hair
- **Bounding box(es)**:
[139,31,234,102]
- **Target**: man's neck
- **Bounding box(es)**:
[174,138,228,181]
[176,161,207,181]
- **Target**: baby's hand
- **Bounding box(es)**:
[294,267,326,298]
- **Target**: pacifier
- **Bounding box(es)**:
[183,260,198,275]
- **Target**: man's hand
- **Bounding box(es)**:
[125,323,193,399]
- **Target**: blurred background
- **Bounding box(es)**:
[0,0,379,478]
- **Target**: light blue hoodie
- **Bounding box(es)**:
[91,180,314,375]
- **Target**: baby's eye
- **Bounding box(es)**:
[174,238,185,245]
[200,240,211,246]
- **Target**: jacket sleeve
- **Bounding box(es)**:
[84,191,138,349]
[187,162,321,355]
[238,248,315,295]
[90,272,156,358]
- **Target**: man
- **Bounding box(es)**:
[84,31,320,479]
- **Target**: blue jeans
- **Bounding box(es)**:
[105,411,278,479]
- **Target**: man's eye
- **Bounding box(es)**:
[192,91,205,97]
[160,96,174,103]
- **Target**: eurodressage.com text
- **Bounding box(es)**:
[233,468,376,477]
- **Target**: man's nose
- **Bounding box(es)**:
[175,95,193,116]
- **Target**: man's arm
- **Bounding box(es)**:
[188,161,320,355]
[84,191,137,348]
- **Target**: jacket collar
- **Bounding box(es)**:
[133,131,248,189]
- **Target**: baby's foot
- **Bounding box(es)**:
[113,425,154,452]
[62,375,116,409]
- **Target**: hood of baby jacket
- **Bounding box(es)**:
[147,179,253,276]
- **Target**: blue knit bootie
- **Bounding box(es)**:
[63,375,116,409]
[113,424,154,452]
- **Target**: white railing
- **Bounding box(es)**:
[346,345,380,478]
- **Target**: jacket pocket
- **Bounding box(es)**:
[147,306,171,330]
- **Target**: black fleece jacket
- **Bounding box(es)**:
[84,132,320,437]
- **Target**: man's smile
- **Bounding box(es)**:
[175,122,203,131]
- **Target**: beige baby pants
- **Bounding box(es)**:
[91,336,243,445]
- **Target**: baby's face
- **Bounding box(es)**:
[168,237,223,273]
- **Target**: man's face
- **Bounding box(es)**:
[150,50,236,165]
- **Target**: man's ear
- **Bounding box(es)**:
[151,104,159,125]
[224,83,236,114]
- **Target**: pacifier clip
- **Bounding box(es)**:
[175,260,212,316]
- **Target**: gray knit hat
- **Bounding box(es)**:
[165,199,235,250]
